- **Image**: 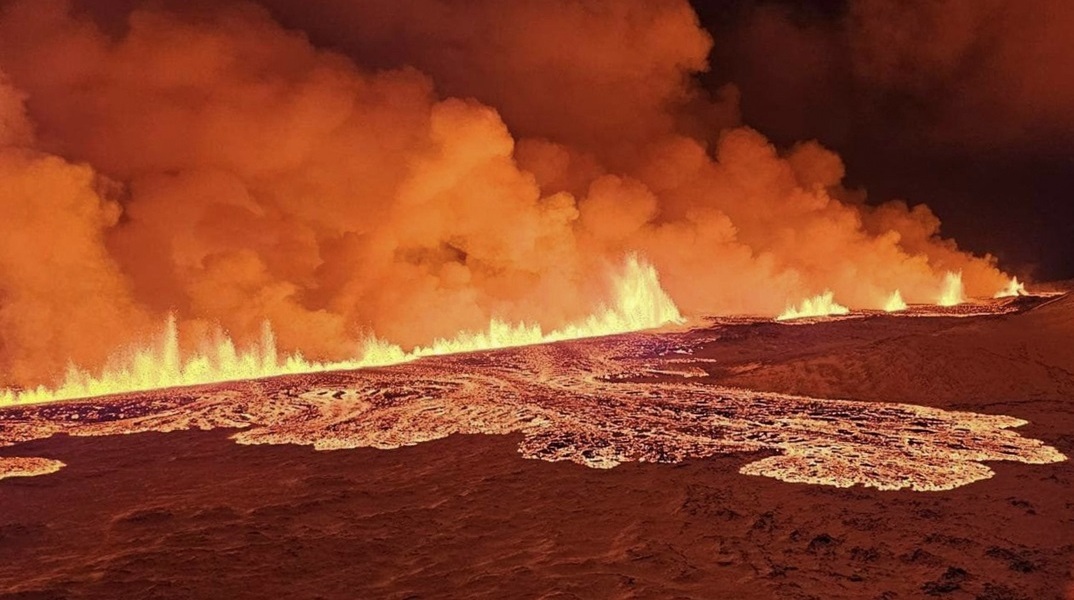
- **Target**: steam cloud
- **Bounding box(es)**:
[0,0,1011,388]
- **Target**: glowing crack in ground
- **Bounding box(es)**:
[0,309,1065,492]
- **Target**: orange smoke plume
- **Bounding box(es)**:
[0,0,1017,397]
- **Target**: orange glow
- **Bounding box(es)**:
[0,255,682,405]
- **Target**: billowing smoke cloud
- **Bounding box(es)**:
[255,0,736,164]
[0,72,152,384]
[0,0,1009,388]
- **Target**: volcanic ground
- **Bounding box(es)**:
[1,294,1072,599]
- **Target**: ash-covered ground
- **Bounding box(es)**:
[1,295,1072,599]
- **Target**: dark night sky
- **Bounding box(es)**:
[691,0,1074,281]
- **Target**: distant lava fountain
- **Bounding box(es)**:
[0,255,683,406]
[937,271,966,306]
[884,290,908,312]
[995,276,1028,298]
[776,291,850,321]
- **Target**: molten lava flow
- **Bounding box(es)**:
[884,290,908,312]
[776,291,849,321]
[0,457,65,480]
[0,255,682,406]
[937,271,965,306]
[0,313,1065,491]
[994,276,1028,298]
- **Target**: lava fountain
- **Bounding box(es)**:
[1,255,682,406]
[776,291,850,321]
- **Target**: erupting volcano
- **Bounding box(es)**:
[1,0,1072,599]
